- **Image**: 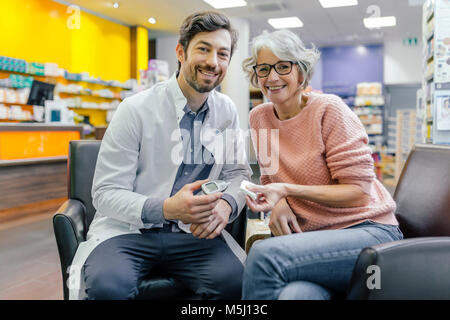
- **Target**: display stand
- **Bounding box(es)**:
[352,82,385,153]
[421,0,450,145]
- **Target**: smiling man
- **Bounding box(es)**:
[68,11,252,300]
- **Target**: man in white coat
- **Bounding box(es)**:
[68,11,251,300]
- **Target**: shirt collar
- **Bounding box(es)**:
[168,73,187,121]
[183,100,209,116]
[168,72,212,121]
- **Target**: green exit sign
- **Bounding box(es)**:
[403,37,418,46]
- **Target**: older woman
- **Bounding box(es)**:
[241,30,403,300]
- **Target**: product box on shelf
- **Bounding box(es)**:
[352,82,386,147]
[0,104,9,119]
[9,74,34,88]
[0,56,27,73]
[356,82,382,96]
[26,62,45,76]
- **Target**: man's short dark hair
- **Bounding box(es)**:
[178,11,238,71]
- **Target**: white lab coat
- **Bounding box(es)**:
[68,74,251,299]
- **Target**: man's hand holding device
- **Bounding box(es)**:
[163,179,222,224]
[188,180,232,239]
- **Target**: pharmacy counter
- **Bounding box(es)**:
[0,123,83,163]
[0,123,83,214]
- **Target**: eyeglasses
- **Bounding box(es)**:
[253,61,297,78]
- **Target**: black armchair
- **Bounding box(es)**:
[53,140,248,300]
[347,144,450,299]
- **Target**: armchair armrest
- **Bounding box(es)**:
[225,205,248,250]
[347,237,450,300]
[52,199,87,300]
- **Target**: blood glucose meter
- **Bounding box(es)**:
[201,180,230,195]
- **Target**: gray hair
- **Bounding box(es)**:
[242,29,320,88]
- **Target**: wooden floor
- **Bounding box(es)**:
[0,201,64,300]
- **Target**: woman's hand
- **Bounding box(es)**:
[245,183,287,213]
[268,198,302,236]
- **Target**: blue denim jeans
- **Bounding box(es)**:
[242,220,403,300]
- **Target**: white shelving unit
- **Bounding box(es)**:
[395,110,416,182]
[421,0,450,145]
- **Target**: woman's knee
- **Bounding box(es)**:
[278,281,332,300]
[245,238,280,272]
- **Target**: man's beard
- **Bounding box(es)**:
[185,65,222,93]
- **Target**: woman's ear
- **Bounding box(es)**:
[298,72,305,89]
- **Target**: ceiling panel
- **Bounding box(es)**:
[61,0,423,47]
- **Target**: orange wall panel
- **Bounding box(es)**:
[0,131,80,160]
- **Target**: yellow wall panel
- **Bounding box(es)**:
[137,26,149,80]
[0,0,131,81]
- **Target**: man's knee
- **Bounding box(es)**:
[200,260,244,300]
[84,266,139,300]
[220,262,244,299]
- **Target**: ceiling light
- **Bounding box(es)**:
[356,45,367,55]
[112,2,119,9]
[268,17,304,29]
[363,16,396,29]
[203,0,247,9]
[148,17,156,24]
[319,0,358,8]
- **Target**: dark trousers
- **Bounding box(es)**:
[83,228,244,300]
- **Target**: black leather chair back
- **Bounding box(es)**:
[68,140,101,237]
[393,144,450,238]
[347,144,450,300]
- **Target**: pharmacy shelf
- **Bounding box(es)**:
[0,68,131,90]
[0,64,125,126]
[68,106,117,111]
[58,91,122,100]
[420,0,450,145]
[0,101,116,111]
[0,101,32,107]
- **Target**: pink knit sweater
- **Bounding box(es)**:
[249,92,398,231]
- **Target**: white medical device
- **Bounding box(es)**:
[201,180,230,195]
[240,180,258,201]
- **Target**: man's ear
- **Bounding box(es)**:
[176,43,185,64]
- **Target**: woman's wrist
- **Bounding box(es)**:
[282,183,304,199]
[279,183,290,198]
